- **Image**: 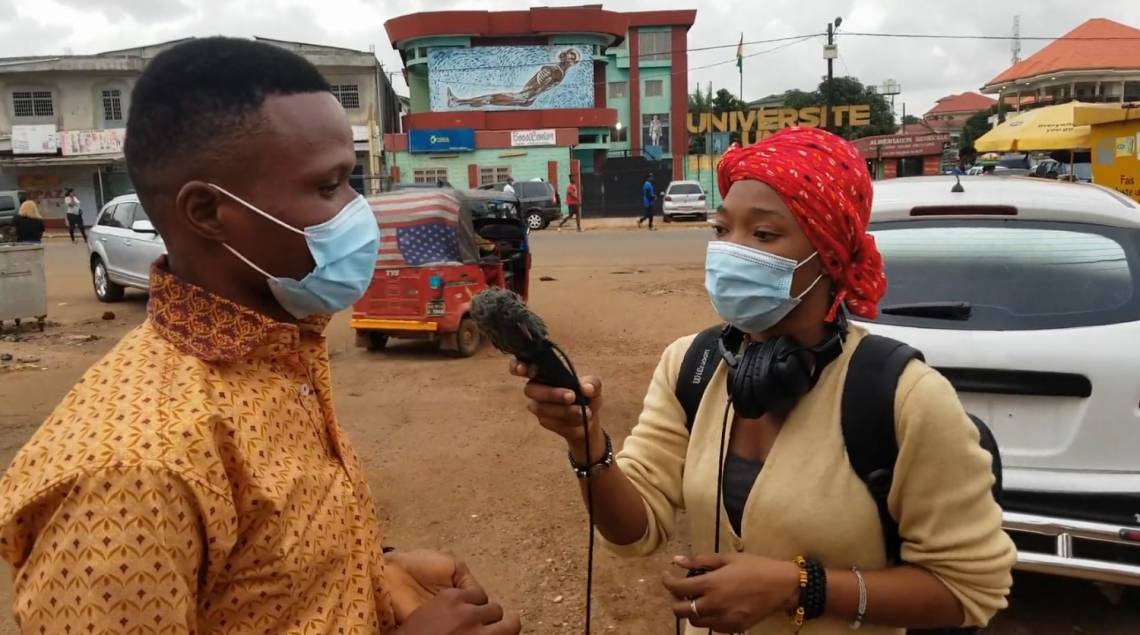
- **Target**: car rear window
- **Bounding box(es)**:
[515,182,550,198]
[669,184,702,195]
[862,219,1140,330]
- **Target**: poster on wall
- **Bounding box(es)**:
[429,45,593,112]
[17,174,66,218]
[12,125,58,154]
[642,113,670,153]
[60,129,126,156]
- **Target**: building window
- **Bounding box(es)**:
[638,31,672,62]
[642,113,670,149]
[612,125,628,143]
[479,166,511,186]
[12,90,53,118]
[101,89,124,123]
[413,168,449,185]
[332,84,361,109]
[645,79,664,98]
[608,81,628,99]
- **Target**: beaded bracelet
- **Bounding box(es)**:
[791,556,828,632]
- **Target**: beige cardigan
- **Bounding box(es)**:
[607,327,1015,634]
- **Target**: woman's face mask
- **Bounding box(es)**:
[705,241,823,334]
[210,184,380,319]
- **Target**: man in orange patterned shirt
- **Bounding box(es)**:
[0,38,520,635]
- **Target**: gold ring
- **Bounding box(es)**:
[690,599,700,618]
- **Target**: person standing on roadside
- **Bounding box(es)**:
[503,176,516,196]
[15,198,45,243]
[558,173,582,232]
[64,188,86,243]
[0,37,520,635]
[637,173,656,230]
[511,128,1013,634]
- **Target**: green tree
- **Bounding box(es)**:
[959,106,997,152]
[779,77,896,140]
[712,88,746,114]
[901,114,922,125]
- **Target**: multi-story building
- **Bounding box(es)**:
[383,5,696,215]
[923,92,997,140]
[0,37,401,226]
[981,18,1140,109]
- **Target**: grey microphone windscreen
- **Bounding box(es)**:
[470,288,550,358]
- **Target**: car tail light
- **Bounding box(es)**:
[1122,529,1140,542]
[698,194,706,201]
[665,195,673,202]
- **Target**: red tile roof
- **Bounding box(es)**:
[925,92,997,116]
[985,18,1140,87]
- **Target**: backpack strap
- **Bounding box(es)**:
[675,326,724,432]
[841,334,924,563]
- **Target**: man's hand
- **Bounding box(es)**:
[662,553,801,633]
[386,550,482,620]
[397,588,522,635]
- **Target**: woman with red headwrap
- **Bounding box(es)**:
[512,128,1013,634]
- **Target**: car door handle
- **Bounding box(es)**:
[122,239,132,247]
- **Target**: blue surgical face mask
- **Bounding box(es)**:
[211,184,380,319]
[705,241,823,334]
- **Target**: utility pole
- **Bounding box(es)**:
[824,17,842,132]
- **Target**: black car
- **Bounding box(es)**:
[479,180,560,230]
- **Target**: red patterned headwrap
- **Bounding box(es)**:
[716,127,886,320]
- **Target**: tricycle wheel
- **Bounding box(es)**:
[366,332,389,352]
[452,317,482,358]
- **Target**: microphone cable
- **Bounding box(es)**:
[550,342,594,635]
[676,400,733,635]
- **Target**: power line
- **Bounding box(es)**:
[689,35,818,71]
[841,31,1140,41]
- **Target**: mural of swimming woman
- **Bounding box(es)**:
[429,45,594,112]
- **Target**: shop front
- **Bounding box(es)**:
[851,131,952,179]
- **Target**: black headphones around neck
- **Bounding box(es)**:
[717,315,848,419]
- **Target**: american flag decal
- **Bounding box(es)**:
[370,191,462,267]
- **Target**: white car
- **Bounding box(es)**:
[87,193,166,301]
[662,180,709,222]
[860,176,1140,588]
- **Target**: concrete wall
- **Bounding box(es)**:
[390,146,571,213]
[0,72,136,132]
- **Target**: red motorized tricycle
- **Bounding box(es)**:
[352,188,530,356]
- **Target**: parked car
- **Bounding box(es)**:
[1031,158,1094,183]
[479,180,560,230]
[860,175,1140,588]
[0,190,28,242]
[87,194,166,302]
[662,180,709,222]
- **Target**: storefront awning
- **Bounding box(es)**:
[0,153,123,168]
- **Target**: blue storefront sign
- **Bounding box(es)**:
[408,128,476,153]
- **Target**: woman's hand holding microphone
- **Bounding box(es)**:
[509,359,606,465]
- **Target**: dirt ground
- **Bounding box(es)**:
[0,230,1137,634]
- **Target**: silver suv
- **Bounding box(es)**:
[87,194,166,302]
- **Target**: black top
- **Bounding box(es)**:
[14,216,44,243]
[723,451,764,536]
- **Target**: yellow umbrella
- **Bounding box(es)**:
[1072,103,1140,126]
[975,101,1095,152]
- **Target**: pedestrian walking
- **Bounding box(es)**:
[503,176,516,196]
[637,173,656,230]
[15,198,45,243]
[558,174,581,232]
[64,188,86,243]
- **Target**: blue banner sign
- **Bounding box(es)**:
[408,128,476,153]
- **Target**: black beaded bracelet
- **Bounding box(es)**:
[801,558,828,621]
[568,431,614,479]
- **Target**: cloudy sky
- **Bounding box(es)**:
[2,0,1138,115]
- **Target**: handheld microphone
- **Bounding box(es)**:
[470,288,589,405]
[471,287,596,635]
